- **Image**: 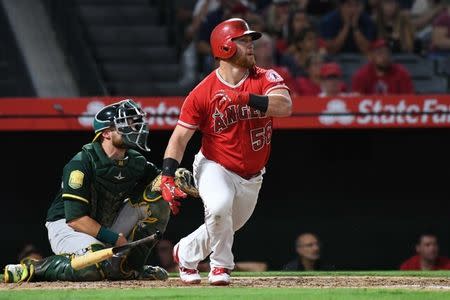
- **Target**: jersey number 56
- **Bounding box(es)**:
[250,121,273,151]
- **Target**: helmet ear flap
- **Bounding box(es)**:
[220,39,237,59]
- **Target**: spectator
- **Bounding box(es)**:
[352,39,414,94]
[410,0,446,43]
[429,1,450,58]
[246,12,265,33]
[283,233,332,271]
[366,0,381,19]
[292,0,336,16]
[400,233,450,270]
[375,0,415,53]
[318,62,350,97]
[320,0,377,54]
[254,33,299,94]
[264,0,291,52]
[286,9,312,48]
[265,0,290,37]
[296,53,324,95]
[282,27,327,77]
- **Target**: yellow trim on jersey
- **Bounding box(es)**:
[142,192,162,203]
[142,217,158,224]
[62,193,89,204]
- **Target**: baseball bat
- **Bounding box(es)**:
[71,231,161,270]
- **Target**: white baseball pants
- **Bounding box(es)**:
[176,151,264,270]
[45,201,148,256]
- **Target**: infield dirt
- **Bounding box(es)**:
[1,276,450,290]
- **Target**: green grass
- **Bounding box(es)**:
[0,288,449,300]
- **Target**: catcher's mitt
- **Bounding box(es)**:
[151,168,199,198]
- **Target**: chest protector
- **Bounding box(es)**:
[82,143,146,227]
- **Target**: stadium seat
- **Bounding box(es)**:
[107,81,190,96]
[78,5,158,25]
[102,63,180,81]
[85,25,168,46]
[435,57,450,76]
[392,53,422,64]
[401,60,434,79]
[414,77,448,94]
[94,46,176,64]
[333,53,366,64]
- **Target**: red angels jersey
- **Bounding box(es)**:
[178,66,289,179]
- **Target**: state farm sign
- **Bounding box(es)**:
[2,95,450,130]
[303,96,450,128]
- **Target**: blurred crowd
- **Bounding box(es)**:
[175,0,450,96]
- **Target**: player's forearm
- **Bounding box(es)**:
[164,138,187,164]
[266,94,292,117]
[163,127,193,164]
[67,215,101,237]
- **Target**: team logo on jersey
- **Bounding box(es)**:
[114,172,125,180]
[212,105,266,133]
[68,170,84,189]
[265,69,283,83]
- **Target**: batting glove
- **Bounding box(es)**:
[161,175,187,215]
[213,89,250,106]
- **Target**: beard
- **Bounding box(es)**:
[375,62,391,72]
[111,134,127,149]
[229,51,256,69]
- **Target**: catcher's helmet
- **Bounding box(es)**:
[92,99,150,152]
[210,18,261,59]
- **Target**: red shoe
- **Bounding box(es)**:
[208,267,231,286]
[173,243,201,284]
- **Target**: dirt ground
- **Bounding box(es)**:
[1,276,450,290]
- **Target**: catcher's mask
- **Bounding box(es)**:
[92,99,150,152]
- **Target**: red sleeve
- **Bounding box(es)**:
[261,69,290,95]
[178,92,202,130]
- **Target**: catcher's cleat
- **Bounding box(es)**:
[208,267,231,286]
[138,265,169,281]
[3,263,34,283]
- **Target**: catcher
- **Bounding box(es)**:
[3,99,198,283]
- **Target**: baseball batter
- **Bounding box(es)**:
[4,100,179,282]
[160,18,292,285]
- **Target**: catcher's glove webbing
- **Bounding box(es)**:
[151,168,199,198]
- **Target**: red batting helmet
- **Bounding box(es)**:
[210,18,262,59]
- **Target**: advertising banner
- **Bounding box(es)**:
[1,95,450,130]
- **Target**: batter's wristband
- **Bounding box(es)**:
[96,226,120,245]
[248,94,269,113]
[162,158,179,177]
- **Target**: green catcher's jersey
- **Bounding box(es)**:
[47,142,159,227]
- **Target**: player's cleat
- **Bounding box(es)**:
[173,243,201,284]
[208,267,231,286]
[138,265,169,281]
[179,266,202,284]
[3,263,34,283]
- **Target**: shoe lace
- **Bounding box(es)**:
[212,267,230,275]
[180,267,198,275]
